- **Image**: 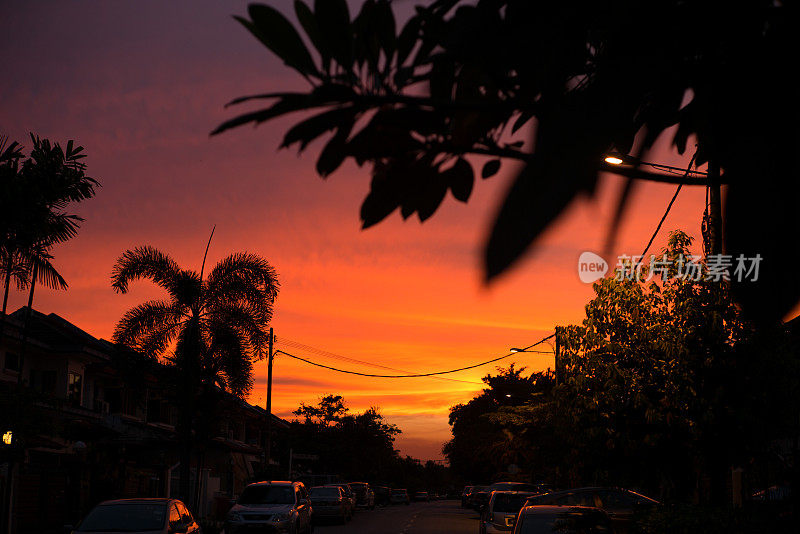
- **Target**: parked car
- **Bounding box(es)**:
[524,487,658,527]
[512,506,612,534]
[373,485,392,506]
[413,491,430,502]
[480,491,539,534]
[474,482,541,511]
[71,498,201,534]
[329,483,357,514]
[309,485,351,524]
[347,481,375,509]
[225,480,313,534]
[390,488,411,505]
[461,486,474,508]
[466,485,487,509]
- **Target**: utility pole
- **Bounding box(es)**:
[264,328,274,476]
[707,160,723,255]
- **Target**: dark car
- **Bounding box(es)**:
[480,491,538,534]
[461,486,474,508]
[413,491,430,502]
[348,481,375,509]
[309,485,351,524]
[512,506,613,534]
[525,487,658,530]
[390,488,411,505]
[373,485,392,506]
[72,498,201,534]
[329,483,357,514]
[467,485,487,509]
[474,482,542,511]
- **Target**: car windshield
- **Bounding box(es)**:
[77,503,167,532]
[310,488,340,498]
[238,486,295,505]
[493,493,536,513]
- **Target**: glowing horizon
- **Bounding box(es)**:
[1,0,713,461]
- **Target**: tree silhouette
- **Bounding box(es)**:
[111,245,280,503]
[215,0,799,323]
[0,134,97,339]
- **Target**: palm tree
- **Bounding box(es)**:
[111,245,280,504]
[0,134,96,341]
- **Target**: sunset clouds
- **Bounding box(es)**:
[1,0,709,460]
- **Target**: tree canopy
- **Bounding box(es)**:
[215,0,799,324]
[445,231,800,501]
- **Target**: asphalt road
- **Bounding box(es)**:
[314,501,478,534]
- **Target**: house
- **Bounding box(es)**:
[0,307,287,533]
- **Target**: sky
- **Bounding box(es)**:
[1,0,712,461]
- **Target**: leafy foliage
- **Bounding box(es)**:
[216,0,800,321]
[111,246,280,398]
[446,231,800,499]
[0,134,98,332]
[288,394,401,481]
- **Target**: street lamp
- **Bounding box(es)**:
[602,150,723,255]
[603,151,708,177]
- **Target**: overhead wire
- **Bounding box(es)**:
[274,336,484,385]
[273,333,556,379]
[633,150,700,272]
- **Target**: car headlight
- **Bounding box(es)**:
[273,512,292,522]
[227,511,243,522]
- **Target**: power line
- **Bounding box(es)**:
[275,336,483,385]
[635,150,699,268]
[273,333,555,379]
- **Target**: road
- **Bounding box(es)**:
[315,500,478,534]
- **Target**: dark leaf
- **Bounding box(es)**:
[239,6,318,77]
[315,0,353,68]
[294,0,329,71]
[512,110,535,134]
[396,16,420,66]
[375,0,397,64]
[361,162,402,228]
[482,159,501,179]
[484,159,591,281]
[446,157,474,202]
[316,119,354,177]
[211,95,316,135]
[430,56,455,100]
[281,106,359,151]
[415,171,448,222]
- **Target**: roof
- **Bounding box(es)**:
[98,498,173,505]
[2,306,290,427]
[5,307,109,357]
[520,505,603,514]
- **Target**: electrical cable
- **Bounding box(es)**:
[273,333,555,379]
[274,337,484,385]
[634,150,699,272]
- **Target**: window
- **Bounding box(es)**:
[68,372,83,406]
[41,370,57,395]
[3,352,20,372]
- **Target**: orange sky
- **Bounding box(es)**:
[1,1,712,460]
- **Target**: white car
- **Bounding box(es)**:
[225,481,313,534]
